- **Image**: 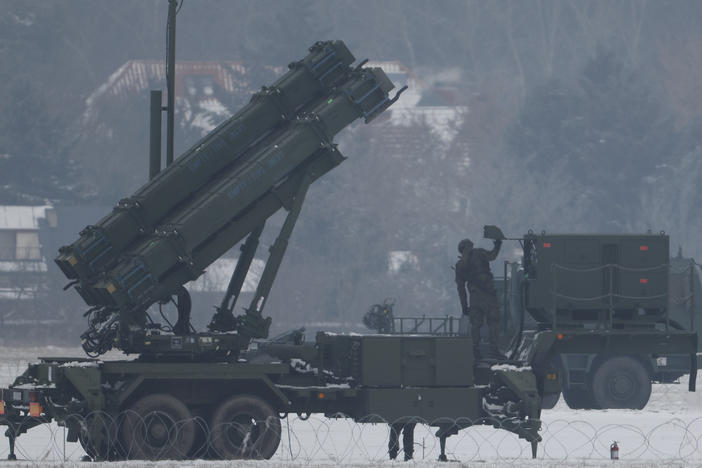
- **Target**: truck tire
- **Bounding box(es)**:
[210,394,281,459]
[78,412,121,461]
[120,393,195,460]
[562,386,597,409]
[541,392,560,410]
[591,356,651,409]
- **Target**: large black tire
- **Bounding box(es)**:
[120,393,195,460]
[541,391,561,410]
[591,356,651,409]
[209,394,281,460]
[78,412,121,461]
[562,386,598,409]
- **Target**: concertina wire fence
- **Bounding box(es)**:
[0,362,700,463]
[3,403,702,463]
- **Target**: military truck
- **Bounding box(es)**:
[382,231,698,411]
[0,40,543,462]
[503,232,698,410]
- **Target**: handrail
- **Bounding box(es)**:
[391,315,459,336]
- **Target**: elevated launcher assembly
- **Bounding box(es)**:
[0,40,544,463]
[55,40,406,358]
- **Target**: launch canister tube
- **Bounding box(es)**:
[56,40,355,281]
[86,67,397,311]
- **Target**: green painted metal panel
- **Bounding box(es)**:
[435,337,473,386]
[358,387,482,422]
[524,233,669,323]
[400,338,434,386]
[361,337,402,386]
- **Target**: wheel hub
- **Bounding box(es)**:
[609,373,634,399]
[144,415,172,446]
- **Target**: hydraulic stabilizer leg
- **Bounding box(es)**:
[238,170,313,340]
[171,286,192,335]
[209,224,265,332]
[435,424,456,462]
[438,434,447,462]
[532,440,538,459]
[5,427,16,460]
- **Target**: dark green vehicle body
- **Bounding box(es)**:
[501,232,698,409]
[0,333,541,460]
[386,232,698,410]
[0,39,544,461]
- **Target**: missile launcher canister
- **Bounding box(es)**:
[55,40,355,281]
[56,40,405,356]
[82,67,396,312]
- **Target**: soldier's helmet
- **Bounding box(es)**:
[458,238,473,254]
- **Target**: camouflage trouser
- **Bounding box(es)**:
[388,422,416,460]
[469,288,500,349]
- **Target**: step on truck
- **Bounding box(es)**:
[0,40,543,462]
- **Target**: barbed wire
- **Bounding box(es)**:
[0,363,701,464]
[1,410,702,463]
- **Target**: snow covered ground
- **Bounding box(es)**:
[0,346,700,467]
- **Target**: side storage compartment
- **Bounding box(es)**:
[317,333,474,387]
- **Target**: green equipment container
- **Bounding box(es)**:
[523,232,669,325]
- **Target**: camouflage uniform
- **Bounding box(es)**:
[388,422,416,460]
[455,238,502,356]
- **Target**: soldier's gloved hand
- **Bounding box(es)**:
[462,307,469,316]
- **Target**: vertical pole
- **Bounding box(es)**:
[689,262,695,331]
[166,0,177,167]
[608,264,614,329]
[503,260,508,334]
[149,90,162,180]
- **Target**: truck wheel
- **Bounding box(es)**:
[562,386,597,409]
[210,394,281,459]
[78,413,121,461]
[591,356,651,409]
[541,392,560,410]
[120,393,195,460]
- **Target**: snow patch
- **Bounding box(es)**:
[388,250,419,273]
[490,364,532,372]
[58,361,100,368]
[12,383,56,390]
[388,106,466,145]
[186,257,264,293]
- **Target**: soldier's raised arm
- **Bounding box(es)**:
[486,239,502,261]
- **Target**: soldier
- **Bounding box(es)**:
[455,233,502,359]
[388,421,416,461]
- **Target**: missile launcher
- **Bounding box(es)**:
[56,40,355,281]
[58,42,405,356]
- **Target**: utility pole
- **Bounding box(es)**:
[165,0,177,167]
[150,0,178,180]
